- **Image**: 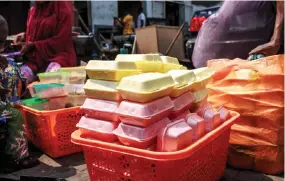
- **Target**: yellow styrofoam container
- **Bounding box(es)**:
[117,73,175,103]
[167,70,196,97]
[85,61,141,81]
[167,70,196,87]
[86,60,137,70]
[180,66,188,70]
[83,79,122,101]
[115,54,163,72]
[160,56,179,64]
[161,63,183,73]
[190,67,214,91]
[193,88,209,103]
[115,54,162,62]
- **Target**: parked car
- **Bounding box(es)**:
[185,5,221,64]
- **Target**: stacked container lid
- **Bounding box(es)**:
[80,59,143,142]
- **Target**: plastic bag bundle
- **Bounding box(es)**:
[207,55,284,174]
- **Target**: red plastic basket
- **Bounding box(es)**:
[22,106,84,158]
[72,111,240,181]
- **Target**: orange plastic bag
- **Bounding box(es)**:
[207,55,284,174]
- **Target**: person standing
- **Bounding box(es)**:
[13,1,76,83]
[191,0,284,68]
[137,7,146,28]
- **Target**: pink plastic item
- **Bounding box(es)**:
[170,110,191,122]
[186,113,206,141]
[76,116,118,142]
[217,107,231,123]
[169,92,195,119]
[157,119,193,152]
[203,108,221,133]
[195,101,212,117]
[81,98,119,122]
[117,96,174,127]
[113,118,171,149]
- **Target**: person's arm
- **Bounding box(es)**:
[249,0,284,56]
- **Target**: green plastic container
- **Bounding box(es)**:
[33,83,67,99]
[22,97,48,110]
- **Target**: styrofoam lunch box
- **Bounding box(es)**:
[160,56,180,65]
[190,67,214,91]
[117,73,175,103]
[85,60,141,81]
[83,79,122,101]
[169,92,195,119]
[77,116,118,142]
[203,108,221,133]
[117,96,174,127]
[113,118,171,149]
[217,107,231,123]
[157,119,193,152]
[81,98,119,122]
[115,54,163,72]
[186,113,206,141]
[167,70,197,97]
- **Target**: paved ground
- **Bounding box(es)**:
[0,149,283,181]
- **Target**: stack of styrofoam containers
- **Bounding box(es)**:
[160,56,187,72]
[114,73,176,149]
[60,67,87,107]
[78,60,142,142]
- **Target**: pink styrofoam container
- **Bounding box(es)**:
[186,113,206,141]
[117,96,174,127]
[217,107,231,123]
[81,98,119,122]
[157,119,193,152]
[195,101,212,117]
[77,116,118,142]
[203,108,221,133]
[113,118,171,149]
[169,92,195,119]
[170,110,191,122]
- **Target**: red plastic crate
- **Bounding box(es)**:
[22,106,84,158]
[72,111,240,181]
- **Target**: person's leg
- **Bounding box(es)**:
[5,106,29,160]
[3,105,38,173]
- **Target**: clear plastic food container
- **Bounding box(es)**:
[217,107,231,123]
[157,119,193,152]
[117,73,175,103]
[77,116,118,142]
[160,56,179,65]
[27,82,40,97]
[113,118,171,149]
[22,97,48,110]
[65,84,85,95]
[203,108,221,133]
[60,66,86,84]
[85,60,141,81]
[67,94,87,107]
[83,79,122,101]
[33,83,68,99]
[186,113,205,141]
[37,72,69,83]
[169,92,195,119]
[190,67,214,91]
[115,54,163,72]
[81,98,119,122]
[47,96,68,110]
[117,96,174,127]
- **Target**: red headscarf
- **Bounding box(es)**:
[25,1,76,73]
